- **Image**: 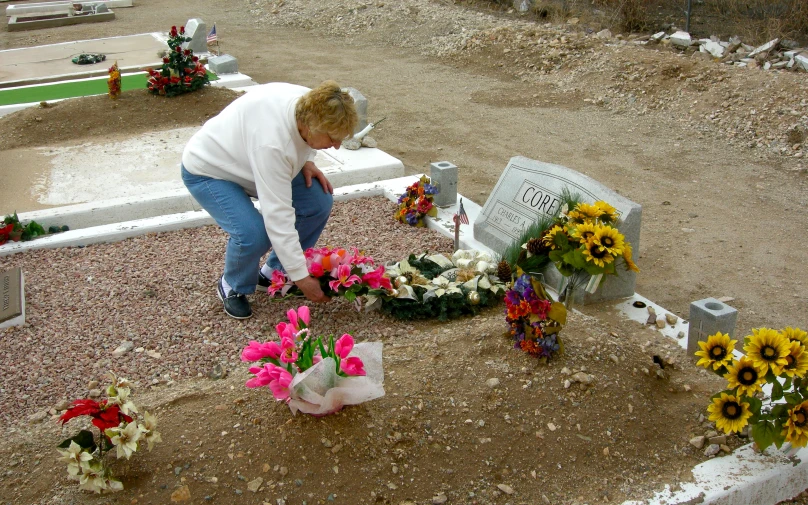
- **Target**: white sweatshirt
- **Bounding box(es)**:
[182,83,315,282]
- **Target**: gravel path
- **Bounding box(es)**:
[0,196,454,425]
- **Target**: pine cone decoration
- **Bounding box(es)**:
[526,237,546,256]
[496,260,512,281]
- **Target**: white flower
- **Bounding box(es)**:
[424,253,453,269]
[106,422,144,460]
[139,411,163,451]
[424,276,461,300]
[56,441,94,477]
[107,385,138,416]
[78,461,108,494]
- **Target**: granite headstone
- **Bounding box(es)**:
[0,267,24,329]
[473,156,641,303]
[181,19,208,55]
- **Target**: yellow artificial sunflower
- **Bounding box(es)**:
[744,327,790,376]
[570,203,604,222]
[783,327,808,348]
[783,340,808,378]
[593,201,618,223]
[725,356,768,396]
[695,332,737,371]
[592,225,625,256]
[707,392,752,434]
[569,222,597,245]
[783,400,808,448]
[541,225,566,250]
[582,240,616,268]
[621,242,640,273]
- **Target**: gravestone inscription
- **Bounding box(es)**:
[473,156,641,303]
[1,267,25,329]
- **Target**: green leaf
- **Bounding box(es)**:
[771,380,784,402]
[744,395,763,416]
[57,429,97,451]
[783,376,793,391]
[751,421,777,451]
[785,393,804,405]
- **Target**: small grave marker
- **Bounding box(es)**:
[0,267,25,329]
[473,156,641,303]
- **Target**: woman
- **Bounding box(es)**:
[181,81,358,319]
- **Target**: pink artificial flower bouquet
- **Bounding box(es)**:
[241,306,385,416]
[266,246,393,303]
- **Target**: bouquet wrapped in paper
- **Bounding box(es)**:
[242,306,385,416]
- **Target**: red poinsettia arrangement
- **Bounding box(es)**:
[56,374,161,493]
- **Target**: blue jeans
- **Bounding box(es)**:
[181,165,333,294]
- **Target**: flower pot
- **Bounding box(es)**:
[9,229,23,242]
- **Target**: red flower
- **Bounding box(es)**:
[170,76,180,84]
[180,26,185,34]
[184,49,190,56]
[92,404,131,431]
[163,57,170,64]
[175,46,182,52]
[170,26,178,37]
[59,399,101,423]
[192,56,199,62]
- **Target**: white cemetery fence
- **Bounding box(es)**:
[473,156,642,304]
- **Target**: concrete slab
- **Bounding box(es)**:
[0,33,169,87]
[8,11,115,33]
[6,0,133,17]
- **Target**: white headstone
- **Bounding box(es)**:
[182,18,208,55]
[473,156,641,303]
[0,267,25,329]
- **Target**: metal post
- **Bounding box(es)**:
[685,0,693,33]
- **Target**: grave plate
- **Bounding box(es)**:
[473,156,641,303]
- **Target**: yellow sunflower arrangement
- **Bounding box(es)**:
[699,326,808,451]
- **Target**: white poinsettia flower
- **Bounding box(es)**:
[475,251,493,263]
[78,461,108,493]
[424,276,462,300]
[455,258,474,269]
[363,294,382,311]
[139,411,162,451]
[106,422,144,460]
[107,386,138,416]
[395,284,417,300]
[478,276,491,290]
[475,261,493,274]
[57,441,94,477]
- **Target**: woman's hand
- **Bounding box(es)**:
[301,161,333,194]
[295,276,331,303]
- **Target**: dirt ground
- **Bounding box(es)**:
[1,0,808,504]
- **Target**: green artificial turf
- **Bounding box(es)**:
[0,72,219,106]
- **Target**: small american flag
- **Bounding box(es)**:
[207,24,218,44]
[456,198,470,225]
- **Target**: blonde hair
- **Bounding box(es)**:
[295,80,358,140]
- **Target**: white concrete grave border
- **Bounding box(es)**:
[5,0,133,17]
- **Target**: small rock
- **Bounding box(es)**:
[704,444,720,457]
[170,485,191,502]
[28,411,48,424]
[603,447,610,456]
[497,483,514,495]
[88,389,102,398]
[342,137,362,150]
[646,314,657,325]
[655,317,666,329]
[87,380,99,389]
[209,364,226,380]
[665,313,678,325]
[547,423,557,431]
[247,477,263,492]
[708,435,727,445]
[720,444,732,453]
[279,466,288,477]
[571,372,592,385]
[112,341,134,357]
[689,436,706,449]
[647,306,656,315]
[432,493,448,504]
[486,378,500,388]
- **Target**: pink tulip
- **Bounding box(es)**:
[241,341,282,362]
[280,336,298,364]
[328,264,362,292]
[362,266,393,290]
[334,334,354,359]
[341,356,366,376]
[297,306,310,326]
[267,270,289,296]
[287,308,298,329]
[245,365,273,388]
[269,369,294,400]
[309,263,325,277]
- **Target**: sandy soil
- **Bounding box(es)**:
[1,0,807,504]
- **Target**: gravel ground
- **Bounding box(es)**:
[0,197,454,424]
